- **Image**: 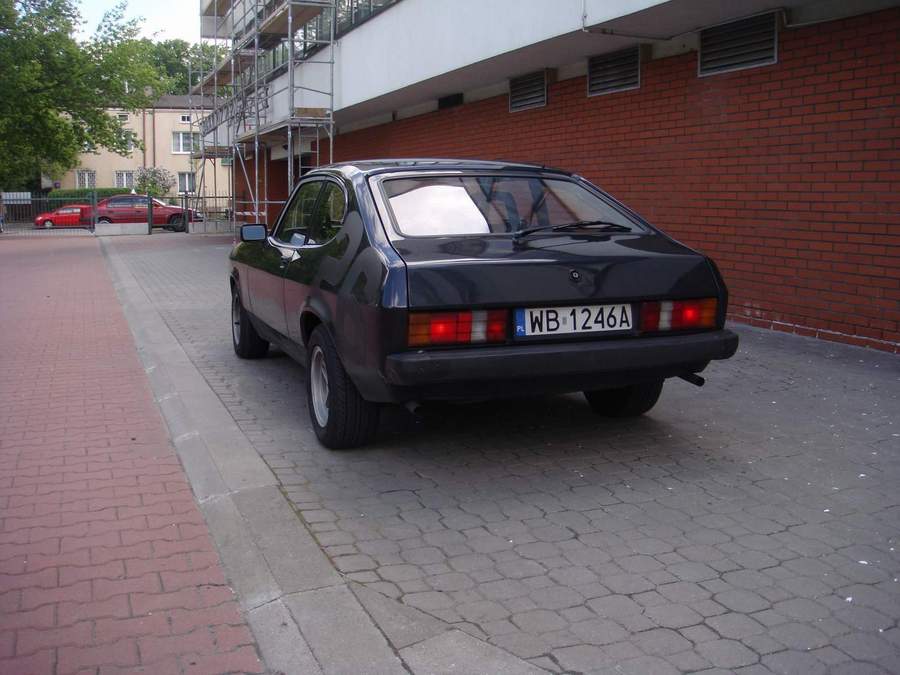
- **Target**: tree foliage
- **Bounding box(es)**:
[0,0,169,188]
[144,39,224,96]
[134,166,174,197]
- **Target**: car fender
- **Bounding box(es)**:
[230,267,251,309]
[298,295,334,348]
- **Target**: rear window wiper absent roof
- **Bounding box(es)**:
[513,220,634,239]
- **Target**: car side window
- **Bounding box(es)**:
[108,197,130,208]
[306,182,347,245]
[275,181,322,246]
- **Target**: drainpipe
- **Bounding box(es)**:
[141,110,147,167]
[152,108,157,166]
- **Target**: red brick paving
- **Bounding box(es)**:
[0,238,262,674]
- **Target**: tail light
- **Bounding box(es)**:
[409,310,508,347]
[640,298,717,332]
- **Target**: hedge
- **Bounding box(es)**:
[48,187,133,200]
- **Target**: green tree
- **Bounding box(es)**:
[145,38,224,95]
[134,166,174,197]
[0,0,168,189]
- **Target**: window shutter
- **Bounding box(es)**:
[509,70,547,112]
[699,13,777,76]
[588,46,641,96]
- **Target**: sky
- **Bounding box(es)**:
[77,0,201,43]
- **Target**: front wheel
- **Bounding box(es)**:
[97,217,111,224]
[231,287,268,359]
[584,379,664,418]
[44,220,54,229]
[168,215,186,231]
[306,325,379,449]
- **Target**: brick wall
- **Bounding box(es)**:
[234,148,292,226]
[331,9,900,352]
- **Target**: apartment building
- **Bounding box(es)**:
[59,95,231,198]
[197,0,900,352]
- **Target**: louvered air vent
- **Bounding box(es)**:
[588,46,641,97]
[699,13,777,76]
[509,71,547,112]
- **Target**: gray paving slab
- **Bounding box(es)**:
[200,494,282,609]
[105,234,900,674]
[248,599,324,675]
[351,582,448,649]
[401,630,547,674]
[232,485,341,593]
[284,585,407,675]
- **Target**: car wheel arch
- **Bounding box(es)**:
[300,310,324,346]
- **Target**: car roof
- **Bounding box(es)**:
[320,158,573,178]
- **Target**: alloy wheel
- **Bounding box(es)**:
[310,345,330,427]
[231,293,241,346]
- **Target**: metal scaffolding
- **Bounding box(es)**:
[191,0,337,226]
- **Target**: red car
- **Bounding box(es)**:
[34,204,90,229]
[94,195,202,229]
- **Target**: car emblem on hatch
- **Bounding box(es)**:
[569,269,581,282]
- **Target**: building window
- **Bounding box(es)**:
[699,13,777,77]
[180,114,191,123]
[76,170,96,189]
[588,46,641,97]
[115,171,134,189]
[178,172,196,194]
[172,131,200,154]
[509,70,547,112]
[117,113,129,121]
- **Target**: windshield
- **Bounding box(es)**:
[381,175,643,237]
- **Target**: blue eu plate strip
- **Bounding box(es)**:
[514,309,527,337]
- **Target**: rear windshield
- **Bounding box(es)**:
[381,175,644,237]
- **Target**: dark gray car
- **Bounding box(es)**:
[230,159,738,448]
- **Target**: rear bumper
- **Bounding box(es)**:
[380,329,738,400]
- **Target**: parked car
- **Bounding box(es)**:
[95,195,202,230]
[34,204,91,229]
[229,159,739,448]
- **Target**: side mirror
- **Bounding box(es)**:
[240,224,267,242]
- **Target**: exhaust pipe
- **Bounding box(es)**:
[679,373,705,387]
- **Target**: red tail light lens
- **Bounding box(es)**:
[409,310,508,347]
[640,299,717,332]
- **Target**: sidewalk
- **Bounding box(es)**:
[0,238,262,674]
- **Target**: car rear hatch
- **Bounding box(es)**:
[393,232,718,309]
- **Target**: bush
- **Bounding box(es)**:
[48,187,133,201]
[135,167,175,198]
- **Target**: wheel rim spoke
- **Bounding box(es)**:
[232,295,240,345]
[310,346,329,427]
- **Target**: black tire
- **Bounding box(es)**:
[97,217,111,224]
[584,379,664,418]
[44,220,54,229]
[231,287,269,359]
[169,215,186,231]
[306,325,379,449]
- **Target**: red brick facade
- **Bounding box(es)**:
[242,9,900,352]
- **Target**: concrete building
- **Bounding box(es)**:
[198,0,900,352]
[59,95,231,199]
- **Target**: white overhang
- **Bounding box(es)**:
[327,0,897,128]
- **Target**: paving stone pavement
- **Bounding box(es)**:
[0,236,262,674]
[108,233,900,675]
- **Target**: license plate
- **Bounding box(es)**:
[515,304,633,337]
